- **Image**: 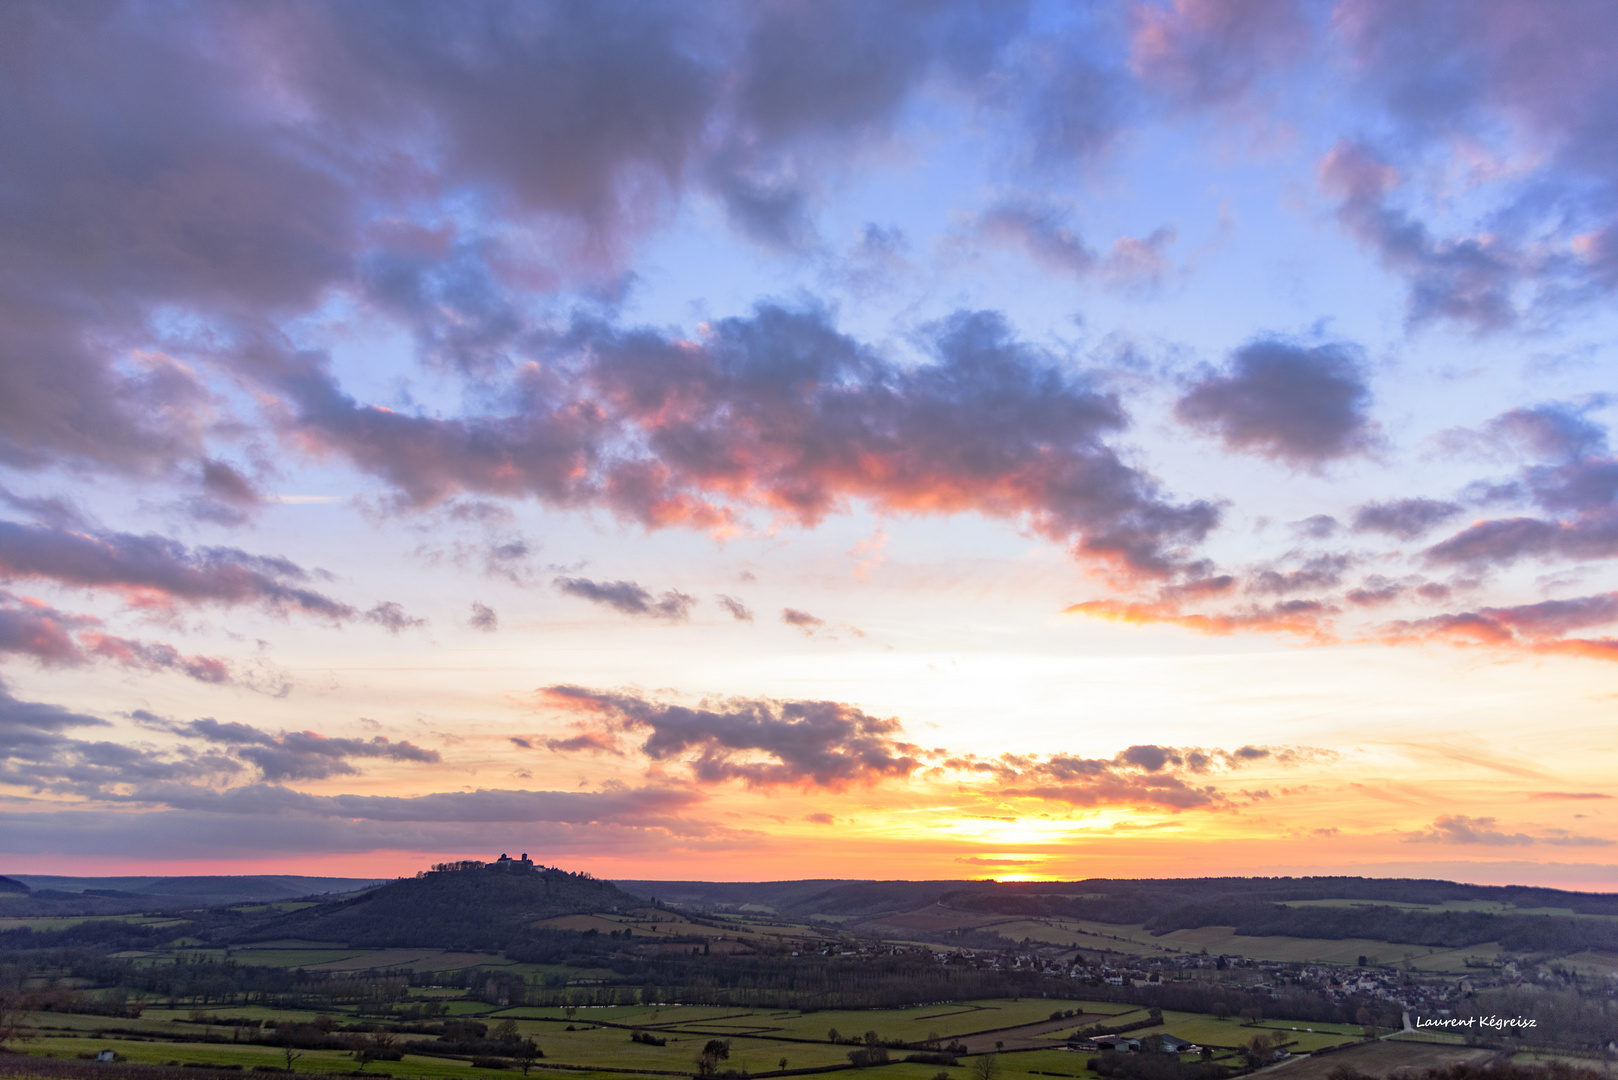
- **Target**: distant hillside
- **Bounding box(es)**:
[0,874,386,915]
[12,874,385,899]
[0,875,28,894]
[248,859,639,950]
[614,874,1618,953]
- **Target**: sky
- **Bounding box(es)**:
[3,0,1618,890]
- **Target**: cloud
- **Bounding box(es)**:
[1422,513,1618,569]
[955,855,1037,865]
[1331,1,1618,322]
[1531,791,1613,801]
[936,741,1314,813]
[0,783,724,859]
[275,304,1218,578]
[0,520,353,618]
[0,684,241,796]
[554,577,695,621]
[0,682,108,755]
[781,608,825,633]
[715,595,753,622]
[1489,402,1610,462]
[1318,141,1527,330]
[538,685,923,790]
[1175,339,1374,466]
[469,601,499,632]
[173,717,440,782]
[542,731,623,756]
[1404,814,1613,848]
[0,590,235,685]
[1351,498,1464,540]
[1130,0,1309,108]
[971,199,1177,288]
[1069,596,1336,642]
[364,601,427,634]
[1248,553,1352,595]
[1380,591,1618,660]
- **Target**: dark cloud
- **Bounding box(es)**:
[1344,574,1412,607]
[0,520,353,618]
[264,303,1219,577]
[0,3,356,477]
[942,740,1308,813]
[542,731,623,755]
[781,608,825,632]
[469,601,499,631]
[1489,402,1609,462]
[715,595,754,622]
[1291,515,1340,539]
[187,459,263,524]
[0,684,240,796]
[554,577,695,621]
[1351,498,1464,540]
[0,782,722,858]
[1403,814,1613,847]
[540,685,923,789]
[1423,512,1618,569]
[1418,402,1618,571]
[1248,553,1352,595]
[0,682,108,755]
[1175,339,1374,466]
[364,601,427,635]
[0,485,88,530]
[174,717,440,782]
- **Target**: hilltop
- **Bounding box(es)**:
[244,855,640,950]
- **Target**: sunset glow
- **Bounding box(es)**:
[2,0,1616,892]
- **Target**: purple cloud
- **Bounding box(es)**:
[1176,339,1374,466]
[540,685,923,790]
[554,577,695,621]
[0,520,353,618]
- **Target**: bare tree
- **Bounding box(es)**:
[970,1053,1002,1080]
[0,989,31,1051]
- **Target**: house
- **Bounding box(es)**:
[96,1051,116,1063]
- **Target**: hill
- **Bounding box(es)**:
[246,857,640,950]
[614,874,1618,953]
[0,874,386,915]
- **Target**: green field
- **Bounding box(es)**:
[487,998,1135,1045]
[229,950,369,967]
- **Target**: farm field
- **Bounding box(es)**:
[969,916,1503,972]
[1512,1050,1618,1077]
[487,998,1137,1044]
[10,995,1595,1080]
[1250,1039,1496,1080]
